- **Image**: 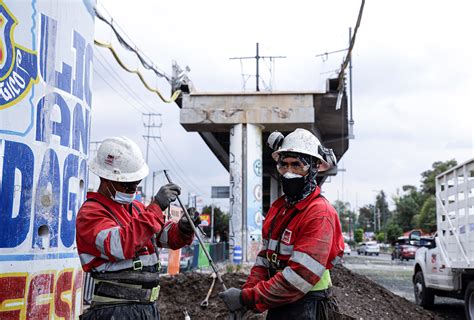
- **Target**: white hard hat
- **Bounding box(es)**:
[89,137,149,182]
[271,128,331,172]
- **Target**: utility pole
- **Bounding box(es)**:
[230,43,286,91]
[348,27,355,139]
[142,113,162,203]
[211,202,215,243]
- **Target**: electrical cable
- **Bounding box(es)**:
[94,51,156,113]
[94,40,181,103]
[153,137,210,197]
[94,7,171,82]
[93,67,150,114]
[147,141,198,199]
[94,50,157,113]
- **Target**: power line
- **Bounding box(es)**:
[94,50,157,113]
[94,5,171,82]
[152,137,209,197]
[93,68,149,114]
[147,142,197,199]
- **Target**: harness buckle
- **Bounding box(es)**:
[132,258,143,270]
[271,253,278,263]
[150,285,160,302]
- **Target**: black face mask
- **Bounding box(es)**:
[278,153,319,205]
[280,173,306,198]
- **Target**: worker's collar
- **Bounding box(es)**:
[294,186,321,210]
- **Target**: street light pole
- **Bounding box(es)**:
[372,190,379,234]
[210,202,215,243]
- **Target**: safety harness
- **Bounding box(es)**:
[85,199,161,305]
[266,197,331,292]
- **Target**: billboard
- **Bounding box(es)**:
[0,1,94,318]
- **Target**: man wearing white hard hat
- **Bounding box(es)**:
[76,137,199,319]
[219,128,344,319]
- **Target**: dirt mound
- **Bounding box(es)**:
[157,265,441,320]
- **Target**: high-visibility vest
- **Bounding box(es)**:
[311,269,331,291]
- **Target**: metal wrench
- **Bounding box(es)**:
[200,272,217,308]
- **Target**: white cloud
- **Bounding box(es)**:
[92,0,474,212]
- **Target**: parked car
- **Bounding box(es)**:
[180,245,194,271]
[357,241,380,256]
[344,243,351,255]
[391,239,418,261]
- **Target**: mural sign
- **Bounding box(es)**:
[0,0,94,318]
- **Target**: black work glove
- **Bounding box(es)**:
[218,287,244,312]
[178,207,201,234]
[154,183,181,211]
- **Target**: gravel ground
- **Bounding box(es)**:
[156,265,445,319]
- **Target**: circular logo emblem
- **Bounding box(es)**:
[253,159,262,177]
[254,184,262,201]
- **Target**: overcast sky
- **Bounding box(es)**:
[91,0,473,212]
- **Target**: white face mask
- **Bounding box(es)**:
[108,182,136,204]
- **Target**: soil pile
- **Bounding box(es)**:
[158,265,441,320]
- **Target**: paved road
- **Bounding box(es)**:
[342,253,465,319]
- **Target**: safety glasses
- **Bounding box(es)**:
[276,159,310,175]
[116,180,141,193]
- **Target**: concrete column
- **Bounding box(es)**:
[246,124,263,263]
[229,124,243,259]
[229,123,263,263]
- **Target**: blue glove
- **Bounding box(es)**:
[218,287,243,312]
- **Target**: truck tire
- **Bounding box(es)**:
[464,282,474,319]
[414,271,434,308]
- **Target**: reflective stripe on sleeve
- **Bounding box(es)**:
[290,251,326,277]
[93,253,159,272]
[255,256,270,268]
[282,266,313,293]
[261,239,268,250]
[268,239,293,255]
[159,223,173,248]
[95,227,124,259]
[79,253,96,266]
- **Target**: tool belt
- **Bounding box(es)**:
[91,271,160,304]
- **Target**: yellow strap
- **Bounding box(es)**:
[311,270,331,291]
[94,40,182,103]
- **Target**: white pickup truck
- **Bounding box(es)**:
[412,159,474,318]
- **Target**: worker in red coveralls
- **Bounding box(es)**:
[76,137,200,319]
[219,128,344,320]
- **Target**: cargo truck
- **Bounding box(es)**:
[412,159,474,318]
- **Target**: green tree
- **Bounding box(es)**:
[420,159,457,196]
[414,195,437,233]
[354,228,364,243]
[358,205,374,232]
[385,221,403,243]
[392,185,422,232]
[376,232,385,243]
[333,200,356,234]
[375,190,391,230]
